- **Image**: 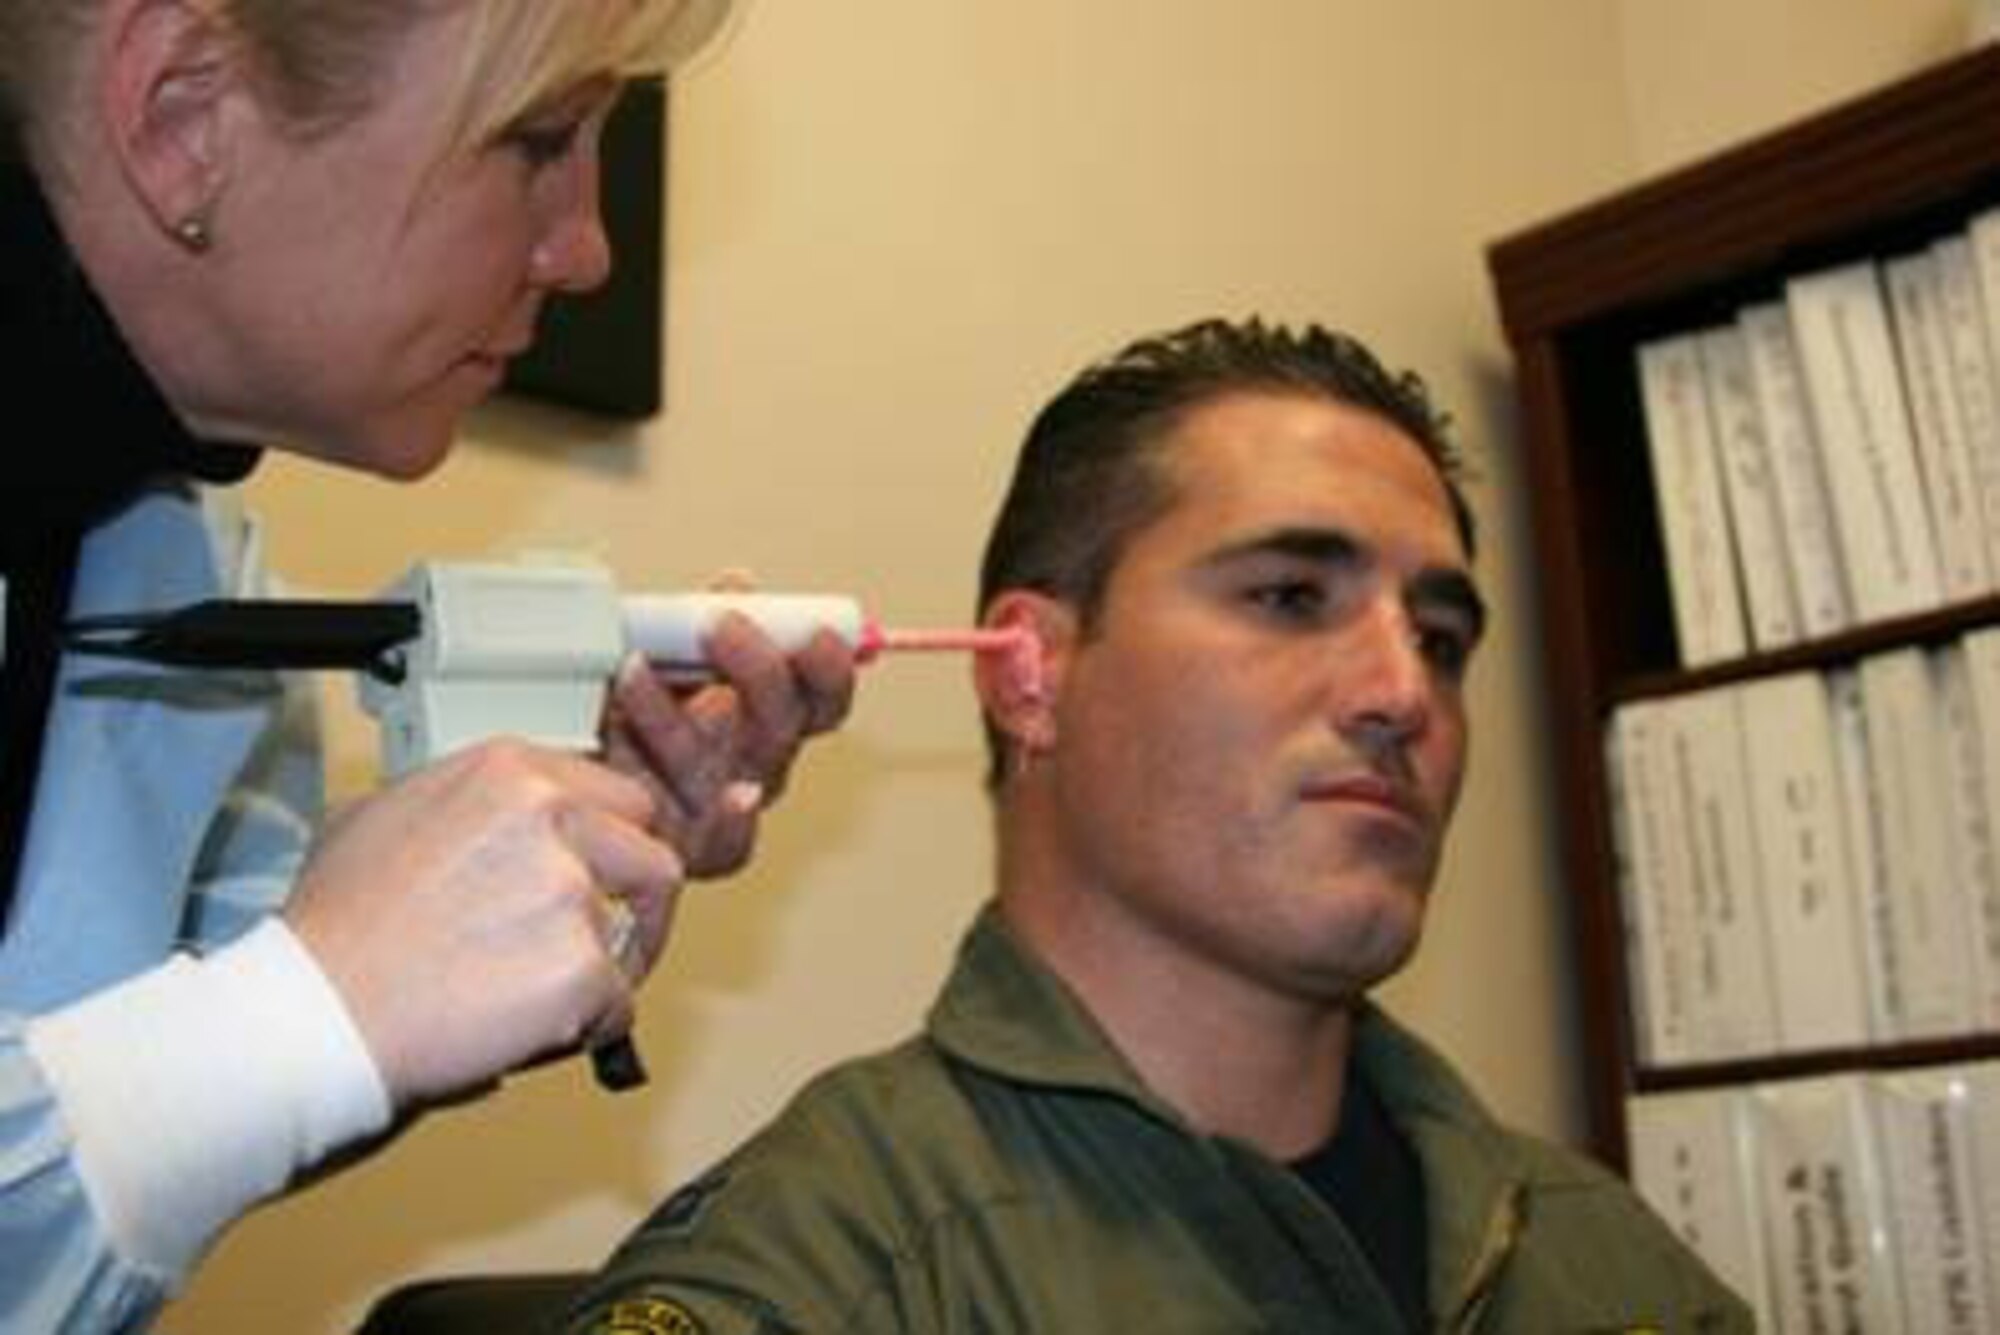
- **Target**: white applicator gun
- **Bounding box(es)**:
[66,555,1029,775]
[63,555,1032,1095]
[356,557,1029,776]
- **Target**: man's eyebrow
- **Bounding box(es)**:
[1203,526,1364,570]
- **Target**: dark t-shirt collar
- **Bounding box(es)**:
[0,156,260,549]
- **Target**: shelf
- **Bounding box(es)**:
[1637,1032,2000,1096]
[1614,593,2000,703]
[1486,45,2000,1168]
[1493,44,2000,344]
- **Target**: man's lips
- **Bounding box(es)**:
[1299,772,1424,827]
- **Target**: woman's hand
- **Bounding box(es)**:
[600,610,856,877]
[284,739,682,1109]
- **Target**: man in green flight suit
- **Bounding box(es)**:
[561,317,1754,1334]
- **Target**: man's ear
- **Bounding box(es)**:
[975,590,1075,759]
[99,0,239,248]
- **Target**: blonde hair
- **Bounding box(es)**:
[441,0,731,149]
[1,0,732,162]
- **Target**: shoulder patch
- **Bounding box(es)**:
[591,1295,707,1335]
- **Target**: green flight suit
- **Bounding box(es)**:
[564,910,1752,1334]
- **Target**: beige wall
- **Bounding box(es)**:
[168,3,1969,1328]
[1616,0,1971,174]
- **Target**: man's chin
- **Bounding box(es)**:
[1281,903,1427,1002]
[1337,884,1430,979]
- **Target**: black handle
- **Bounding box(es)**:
[590,1035,649,1091]
[64,599,422,679]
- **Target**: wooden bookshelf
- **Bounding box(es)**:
[1486,43,2000,1169]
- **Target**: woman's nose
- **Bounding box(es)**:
[531,148,613,294]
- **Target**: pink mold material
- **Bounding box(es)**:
[858,623,1046,702]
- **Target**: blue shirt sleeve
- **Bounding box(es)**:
[0,1014,170,1333]
[0,489,327,1332]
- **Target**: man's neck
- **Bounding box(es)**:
[996,883,1357,1160]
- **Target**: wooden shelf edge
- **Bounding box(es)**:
[1636,1033,2000,1093]
[1611,594,2000,702]
[1489,44,2000,340]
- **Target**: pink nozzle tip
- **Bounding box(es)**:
[854,622,1022,661]
[859,623,1046,703]
[875,626,1027,655]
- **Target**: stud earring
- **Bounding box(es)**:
[1007,741,1033,784]
[1006,715,1056,783]
[173,212,213,253]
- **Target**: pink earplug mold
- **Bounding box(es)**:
[858,622,1046,702]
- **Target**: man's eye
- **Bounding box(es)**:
[1417,623,1475,677]
[1246,580,1327,622]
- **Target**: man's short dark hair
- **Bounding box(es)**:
[975,316,1473,788]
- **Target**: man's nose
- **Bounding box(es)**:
[1334,599,1432,751]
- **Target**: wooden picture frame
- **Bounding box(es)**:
[502,76,667,417]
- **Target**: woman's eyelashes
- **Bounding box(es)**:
[496,78,618,169]
[503,116,586,167]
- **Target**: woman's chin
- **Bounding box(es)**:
[300,433,452,481]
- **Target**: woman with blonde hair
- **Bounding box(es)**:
[0,2,851,1327]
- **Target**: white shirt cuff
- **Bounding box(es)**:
[23,919,392,1281]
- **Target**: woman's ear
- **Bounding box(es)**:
[975,590,1073,762]
[99,0,238,249]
